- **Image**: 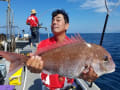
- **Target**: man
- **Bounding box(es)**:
[26,9,39,47]
[27,9,98,90]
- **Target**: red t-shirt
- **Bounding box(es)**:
[26,15,39,27]
[37,36,74,90]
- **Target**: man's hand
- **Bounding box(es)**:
[80,66,98,82]
[26,54,44,73]
[58,75,64,82]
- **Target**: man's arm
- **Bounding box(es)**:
[26,20,30,25]
[26,17,30,25]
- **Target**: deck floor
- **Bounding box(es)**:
[15,68,43,90]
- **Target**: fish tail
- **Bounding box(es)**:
[0,50,28,76]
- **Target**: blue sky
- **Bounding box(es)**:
[0,0,120,34]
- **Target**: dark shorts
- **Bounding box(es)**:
[30,27,39,43]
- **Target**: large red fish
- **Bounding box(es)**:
[0,35,115,81]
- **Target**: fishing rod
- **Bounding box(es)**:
[100,0,110,46]
[100,0,120,46]
[38,8,57,20]
[37,8,57,39]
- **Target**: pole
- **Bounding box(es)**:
[7,0,11,51]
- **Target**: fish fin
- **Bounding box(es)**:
[9,61,24,73]
[5,65,23,82]
[0,50,27,62]
[0,50,28,76]
[82,65,90,74]
[35,34,86,55]
[71,33,85,43]
[42,70,52,74]
[8,64,23,77]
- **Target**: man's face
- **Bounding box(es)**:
[51,14,69,34]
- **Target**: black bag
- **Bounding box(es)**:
[0,70,4,85]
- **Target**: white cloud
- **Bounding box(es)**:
[66,0,120,13]
[80,0,120,13]
[80,0,106,13]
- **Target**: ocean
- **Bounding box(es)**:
[39,33,120,90]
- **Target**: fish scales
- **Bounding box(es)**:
[41,42,87,77]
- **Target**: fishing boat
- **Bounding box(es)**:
[1,0,115,89]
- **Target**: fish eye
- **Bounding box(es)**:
[103,56,108,61]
